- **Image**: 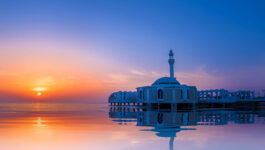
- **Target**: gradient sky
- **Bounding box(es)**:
[0,0,264,102]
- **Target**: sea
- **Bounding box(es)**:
[0,102,264,150]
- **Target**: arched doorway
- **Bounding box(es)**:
[158,89,163,99]
[139,91,143,99]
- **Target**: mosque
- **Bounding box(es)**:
[108,50,258,107]
[136,50,197,104]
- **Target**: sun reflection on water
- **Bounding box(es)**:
[35,117,47,127]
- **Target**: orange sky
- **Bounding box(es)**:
[0,37,114,102]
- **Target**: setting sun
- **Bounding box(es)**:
[33,87,47,97]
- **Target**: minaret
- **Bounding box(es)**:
[168,49,175,78]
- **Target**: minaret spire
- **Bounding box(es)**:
[168,49,175,78]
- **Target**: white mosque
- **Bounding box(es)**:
[108,50,256,106]
[136,50,197,104]
[109,50,197,105]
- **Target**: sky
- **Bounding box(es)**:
[0,0,264,102]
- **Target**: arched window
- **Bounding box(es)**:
[139,91,143,99]
[181,89,183,99]
[158,89,163,99]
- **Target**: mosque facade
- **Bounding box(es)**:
[136,50,197,104]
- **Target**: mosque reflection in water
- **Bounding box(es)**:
[109,107,265,150]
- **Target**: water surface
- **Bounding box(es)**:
[0,103,264,150]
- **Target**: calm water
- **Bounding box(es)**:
[0,103,264,150]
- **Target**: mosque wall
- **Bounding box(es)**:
[135,85,198,103]
[175,88,182,101]
[188,87,197,101]
[164,87,173,101]
[149,87,158,101]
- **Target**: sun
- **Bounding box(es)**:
[37,92,42,96]
[33,87,47,97]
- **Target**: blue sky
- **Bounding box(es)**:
[0,0,264,101]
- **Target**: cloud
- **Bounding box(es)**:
[104,67,227,91]
[175,67,227,90]
[31,76,55,87]
[130,70,146,76]
[107,74,131,83]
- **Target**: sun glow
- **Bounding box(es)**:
[33,87,47,97]
[33,87,47,92]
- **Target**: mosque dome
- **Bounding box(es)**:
[152,77,180,86]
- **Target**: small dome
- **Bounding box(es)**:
[152,77,180,85]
